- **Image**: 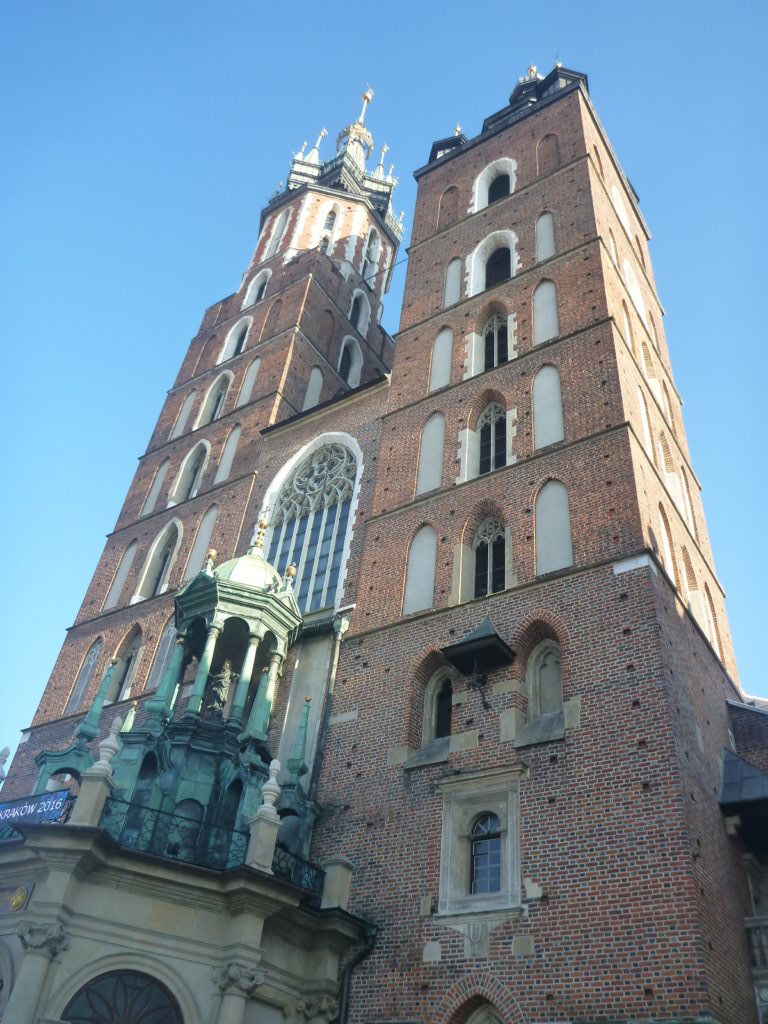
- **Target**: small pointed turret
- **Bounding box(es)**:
[373,143,388,181]
[306,127,327,165]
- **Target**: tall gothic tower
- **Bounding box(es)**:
[1,69,767,1024]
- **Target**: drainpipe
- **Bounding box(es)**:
[337,923,377,1024]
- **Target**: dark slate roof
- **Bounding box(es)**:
[720,748,768,807]
[440,616,515,675]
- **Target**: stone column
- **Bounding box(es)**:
[3,923,68,1023]
[146,634,186,721]
[214,962,265,1024]
[242,652,283,741]
[185,624,221,716]
[229,632,262,725]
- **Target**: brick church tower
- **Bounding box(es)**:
[1,69,767,1024]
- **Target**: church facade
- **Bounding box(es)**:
[1,66,767,1024]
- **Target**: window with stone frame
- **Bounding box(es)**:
[487,173,510,205]
[485,246,511,289]
[65,639,103,713]
[478,403,506,475]
[473,518,505,598]
[483,314,508,370]
[437,766,523,916]
[266,444,357,614]
[422,669,453,746]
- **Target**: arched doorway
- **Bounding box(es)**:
[62,969,183,1023]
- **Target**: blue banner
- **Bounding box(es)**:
[0,790,70,825]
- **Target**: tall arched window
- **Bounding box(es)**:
[110,627,143,702]
[429,328,453,391]
[485,247,511,289]
[607,230,618,266]
[303,367,324,410]
[593,145,604,180]
[471,813,502,894]
[437,186,459,229]
[197,374,231,427]
[170,442,208,504]
[361,230,381,282]
[478,403,506,475]
[141,459,170,517]
[267,444,357,613]
[473,518,505,598]
[62,971,183,1024]
[533,280,559,345]
[136,521,181,600]
[537,134,560,176]
[212,426,240,484]
[261,298,283,339]
[487,173,510,204]
[533,365,564,449]
[661,382,674,425]
[338,337,363,387]
[145,619,177,693]
[535,480,573,575]
[65,639,103,714]
[704,585,723,659]
[403,525,437,615]
[443,258,462,307]
[416,413,445,494]
[265,207,290,258]
[185,505,219,579]
[636,387,654,460]
[170,390,197,440]
[680,466,697,538]
[535,212,555,261]
[324,207,337,232]
[236,357,261,407]
[218,319,252,364]
[658,504,678,585]
[526,639,563,720]
[483,314,508,370]
[423,671,453,744]
[243,270,270,309]
[621,302,634,352]
[103,540,138,611]
[623,259,647,321]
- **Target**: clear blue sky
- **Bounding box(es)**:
[1,1,766,764]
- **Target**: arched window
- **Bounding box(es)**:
[349,290,370,335]
[214,426,241,484]
[403,525,437,615]
[621,302,634,352]
[265,207,290,259]
[636,387,654,461]
[527,640,563,718]
[487,173,510,204]
[185,504,218,579]
[473,518,505,598]
[681,547,707,632]
[103,540,138,611]
[319,236,330,255]
[535,480,573,575]
[145,619,177,693]
[607,230,618,266]
[680,466,697,538]
[421,670,453,745]
[62,970,182,1024]
[110,627,143,702]
[649,315,660,351]
[611,185,632,233]
[361,230,381,282]
[483,314,508,370]
[443,258,462,307]
[65,639,103,714]
[415,413,445,494]
[535,212,555,261]
[533,280,559,345]
[136,521,181,600]
[338,337,363,387]
[658,432,683,512]
[471,813,502,894]
[197,374,231,427]
[261,298,283,339]
[170,390,197,440]
[218,319,251,364]
[704,585,723,659]
[170,442,209,504]
[478,403,506,475]
[658,504,677,585]
[537,134,560,176]
[636,235,646,270]
[623,259,647,321]
[303,367,324,410]
[141,459,170,517]
[437,186,459,229]
[485,247,511,289]
[323,207,337,232]
[533,365,564,448]
[429,328,453,391]
[267,444,357,613]
[243,270,270,309]
[236,357,261,406]
[593,145,604,180]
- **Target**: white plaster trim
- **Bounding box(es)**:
[469,156,518,214]
[612,553,657,575]
[466,230,521,298]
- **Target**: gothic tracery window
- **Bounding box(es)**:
[483,314,508,370]
[267,444,357,612]
[473,518,506,598]
[478,403,506,475]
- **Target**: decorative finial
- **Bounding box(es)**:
[528,64,538,77]
[121,701,139,733]
[373,143,388,180]
[286,563,297,578]
[0,745,9,784]
[92,715,123,776]
[258,758,282,820]
[398,210,405,223]
[454,123,461,136]
[307,127,327,165]
[204,548,217,575]
[249,515,269,553]
[297,140,307,158]
[359,85,374,123]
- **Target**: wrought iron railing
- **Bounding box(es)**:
[272,841,325,900]
[0,823,22,842]
[747,917,768,969]
[100,798,248,872]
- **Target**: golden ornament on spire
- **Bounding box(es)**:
[454,123,462,136]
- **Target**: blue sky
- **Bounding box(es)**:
[1,1,766,764]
